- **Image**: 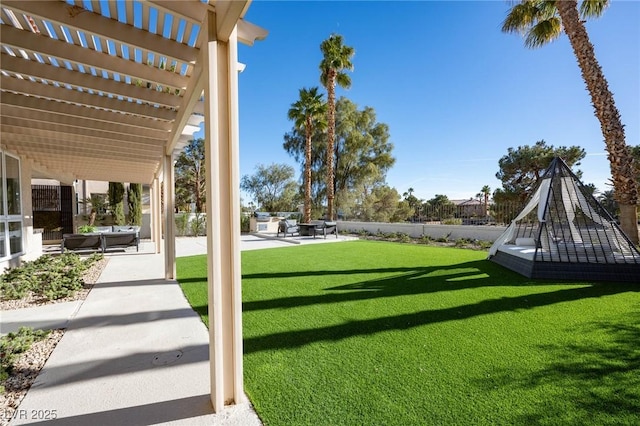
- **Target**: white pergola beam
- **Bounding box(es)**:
[1,105,169,140]
[0,92,173,132]
[1,54,182,108]
[144,0,208,25]
[3,0,199,64]
[1,25,188,89]
[1,76,177,121]
[0,117,165,147]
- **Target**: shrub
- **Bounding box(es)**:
[396,233,411,243]
[127,183,143,226]
[0,253,101,301]
[175,213,189,236]
[0,327,50,392]
[436,233,452,243]
[418,235,433,245]
[190,212,206,236]
[442,218,462,225]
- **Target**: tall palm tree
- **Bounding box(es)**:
[480,185,491,216]
[502,0,638,243]
[320,34,354,220]
[288,87,327,223]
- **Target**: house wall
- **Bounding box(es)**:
[0,156,42,272]
[337,221,507,242]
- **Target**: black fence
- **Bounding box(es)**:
[32,185,74,241]
[414,202,524,226]
[340,202,526,226]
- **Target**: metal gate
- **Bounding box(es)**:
[32,185,74,242]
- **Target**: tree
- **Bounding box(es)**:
[359,185,411,223]
[108,182,125,225]
[424,194,456,222]
[598,189,618,218]
[480,185,491,216]
[175,138,205,213]
[320,34,355,220]
[502,0,637,243]
[240,163,300,212]
[334,98,395,213]
[495,140,585,203]
[403,188,422,222]
[287,87,326,223]
[127,183,142,226]
[284,97,395,219]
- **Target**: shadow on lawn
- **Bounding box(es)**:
[241,259,616,313]
[476,312,640,423]
[242,280,639,355]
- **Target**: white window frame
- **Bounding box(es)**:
[0,151,23,259]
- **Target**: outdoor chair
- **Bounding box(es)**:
[277,219,299,237]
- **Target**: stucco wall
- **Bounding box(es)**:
[337,221,507,242]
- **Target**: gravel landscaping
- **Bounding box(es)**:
[0,257,109,425]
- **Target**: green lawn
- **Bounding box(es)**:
[177,240,640,425]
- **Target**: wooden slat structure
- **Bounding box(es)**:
[0,0,268,412]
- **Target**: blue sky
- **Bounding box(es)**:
[210,0,639,203]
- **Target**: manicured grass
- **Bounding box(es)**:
[177,240,640,425]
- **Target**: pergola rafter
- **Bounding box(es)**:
[0,0,249,184]
[0,0,268,414]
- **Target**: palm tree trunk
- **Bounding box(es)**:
[304,116,312,223]
[556,0,638,244]
[326,71,336,221]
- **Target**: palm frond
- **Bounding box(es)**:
[524,17,562,48]
[502,2,541,33]
[335,73,352,90]
[579,0,609,19]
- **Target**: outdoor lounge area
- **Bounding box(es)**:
[277,219,338,239]
[62,226,141,253]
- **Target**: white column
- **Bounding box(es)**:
[163,154,176,279]
[203,10,243,412]
[151,177,162,254]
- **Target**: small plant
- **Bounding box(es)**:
[442,218,462,225]
[175,213,189,236]
[190,212,206,237]
[78,225,97,233]
[476,240,493,250]
[1,327,50,393]
[455,238,473,247]
[396,233,411,243]
[419,235,433,245]
[240,214,250,233]
[436,233,452,243]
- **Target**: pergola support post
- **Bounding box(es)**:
[163,154,176,279]
[151,177,162,254]
[203,10,243,412]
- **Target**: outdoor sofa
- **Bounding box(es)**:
[62,225,140,253]
[298,220,338,239]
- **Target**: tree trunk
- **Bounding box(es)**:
[556,0,639,244]
[326,70,336,220]
[304,116,312,223]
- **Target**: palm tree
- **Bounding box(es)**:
[288,87,327,223]
[320,34,355,220]
[502,0,638,243]
[480,185,491,216]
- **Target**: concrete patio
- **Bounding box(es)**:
[2,234,352,425]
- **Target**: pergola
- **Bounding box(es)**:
[0,0,266,412]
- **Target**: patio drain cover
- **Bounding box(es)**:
[152,350,183,366]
